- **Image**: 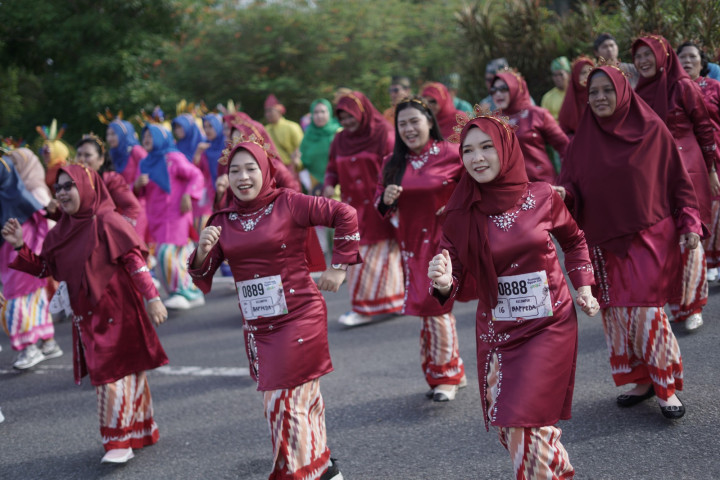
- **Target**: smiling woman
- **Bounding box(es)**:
[428,113,598,479]
[633,34,720,330]
[376,96,466,403]
[560,65,702,420]
[188,140,359,480]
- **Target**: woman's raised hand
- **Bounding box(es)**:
[383,184,403,205]
[1,218,24,249]
[428,249,453,294]
[198,226,222,255]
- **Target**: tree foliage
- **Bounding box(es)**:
[1,0,719,143]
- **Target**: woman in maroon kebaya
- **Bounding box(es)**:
[558,56,594,136]
[376,96,466,402]
[678,41,720,287]
[3,165,168,464]
[560,66,702,420]
[189,141,358,480]
[324,91,404,326]
[491,69,569,183]
[428,113,598,479]
[633,34,719,331]
[420,82,464,139]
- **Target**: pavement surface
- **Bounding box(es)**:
[1,274,719,479]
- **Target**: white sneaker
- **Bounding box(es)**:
[40,339,63,359]
[338,311,373,326]
[101,448,134,464]
[164,295,191,310]
[13,344,45,370]
[0,407,4,423]
[187,296,205,309]
[707,268,719,282]
[433,384,458,402]
[685,313,704,332]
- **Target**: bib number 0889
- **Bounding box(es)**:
[241,283,265,297]
[498,280,528,296]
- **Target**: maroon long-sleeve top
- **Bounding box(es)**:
[189,190,361,391]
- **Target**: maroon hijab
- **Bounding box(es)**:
[215,141,282,216]
[492,71,533,115]
[421,82,463,138]
[560,66,698,255]
[558,56,595,134]
[333,91,392,156]
[41,165,144,309]
[444,117,529,307]
[633,34,690,122]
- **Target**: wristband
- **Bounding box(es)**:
[148,297,162,304]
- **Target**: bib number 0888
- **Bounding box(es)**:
[241,283,265,297]
[498,280,528,296]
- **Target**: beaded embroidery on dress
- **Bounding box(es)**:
[228,203,275,232]
[488,191,536,231]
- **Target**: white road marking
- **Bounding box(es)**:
[0,365,250,377]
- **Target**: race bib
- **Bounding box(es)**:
[492,271,553,321]
[236,275,288,320]
[49,281,73,316]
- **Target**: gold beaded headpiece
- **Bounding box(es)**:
[81,132,106,156]
[219,134,272,166]
[447,104,514,144]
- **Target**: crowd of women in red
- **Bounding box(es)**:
[2,30,719,480]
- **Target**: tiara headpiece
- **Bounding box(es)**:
[81,132,106,156]
[219,134,271,166]
[447,104,514,144]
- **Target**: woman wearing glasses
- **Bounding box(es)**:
[3,165,168,464]
[490,69,569,183]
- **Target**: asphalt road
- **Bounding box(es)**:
[1,275,718,479]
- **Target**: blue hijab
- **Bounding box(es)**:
[140,125,175,193]
[202,113,225,184]
[0,157,43,243]
[108,120,140,173]
[172,114,205,162]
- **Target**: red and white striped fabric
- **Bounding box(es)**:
[703,199,720,268]
[486,353,574,480]
[669,243,708,321]
[420,313,465,387]
[601,306,683,400]
[263,379,331,480]
[96,371,159,451]
[346,239,404,316]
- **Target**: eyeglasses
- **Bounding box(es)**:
[53,180,76,193]
[389,87,403,94]
[489,86,509,94]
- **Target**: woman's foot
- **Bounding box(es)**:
[616,383,654,407]
[100,448,134,464]
[658,394,685,419]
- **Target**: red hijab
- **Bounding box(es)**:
[216,141,281,216]
[560,66,698,255]
[444,117,529,307]
[421,82,463,138]
[492,71,533,115]
[333,91,392,156]
[558,56,595,134]
[210,141,326,271]
[633,34,690,122]
[41,165,144,309]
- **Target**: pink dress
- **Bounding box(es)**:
[508,106,569,184]
[189,190,360,391]
[439,183,594,428]
[136,151,204,245]
[376,141,463,315]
